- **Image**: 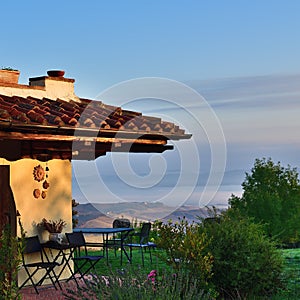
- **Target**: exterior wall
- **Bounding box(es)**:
[0,84,46,98]
[0,74,80,102]
[0,70,79,285]
[44,78,76,100]
[0,158,73,284]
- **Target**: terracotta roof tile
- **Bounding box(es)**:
[0,94,189,139]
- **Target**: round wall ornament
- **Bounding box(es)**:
[33,165,45,182]
[33,188,41,199]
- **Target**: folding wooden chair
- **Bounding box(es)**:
[65,232,104,281]
[19,236,62,294]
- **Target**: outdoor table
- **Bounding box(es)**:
[41,240,79,287]
[73,227,134,265]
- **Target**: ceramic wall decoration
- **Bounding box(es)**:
[33,188,41,199]
[33,165,45,182]
[32,163,50,199]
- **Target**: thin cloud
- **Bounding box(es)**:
[73,74,300,206]
[139,74,300,113]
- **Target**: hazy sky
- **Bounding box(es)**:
[1,1,300,208]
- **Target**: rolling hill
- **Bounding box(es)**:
[75,202,225,228]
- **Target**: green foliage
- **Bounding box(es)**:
[229,157,300,244]
[278,248,300,298]
[127,220,161,244]
[0,224,22,300]
[64,246,299,299]
[148,219,162,242]
[201,209,284,299]
[156,217,214,290]
[156,211,284,299]
[65,266,213,300]
[1,67,18,71]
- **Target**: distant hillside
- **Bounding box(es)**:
[75,203,111,227]
[75,202,225,228]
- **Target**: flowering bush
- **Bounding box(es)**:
[65,266,213,299]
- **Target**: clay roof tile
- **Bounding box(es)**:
[0,94,189,139]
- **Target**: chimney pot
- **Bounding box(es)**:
[47,70,65,77]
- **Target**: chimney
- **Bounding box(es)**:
[29,70,77,100]
[0,69,20,85]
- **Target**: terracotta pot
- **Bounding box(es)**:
[47,70,65,77]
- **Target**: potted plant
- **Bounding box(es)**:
[0,67,20,84]
[38,218,66,243]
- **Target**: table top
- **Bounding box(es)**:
[73,227,134,234]
[42,240,74,250]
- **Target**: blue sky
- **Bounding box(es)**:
[2,1,300,209]
[3,1,300,91]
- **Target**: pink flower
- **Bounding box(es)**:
[147,270,157,283]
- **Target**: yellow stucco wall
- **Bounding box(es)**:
[0,158,73,285]
[0,76,80,102]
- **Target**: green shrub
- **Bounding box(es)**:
[156,217,214,291]
[0,224,22,300]
[156,211,285,299]
[201,209,285,299]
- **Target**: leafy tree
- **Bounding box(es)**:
[229,158,300,243]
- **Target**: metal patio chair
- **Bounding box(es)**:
[65,231,104,280]
[110,218,131,256]
[125,222,156,266]
[19,236,62,294]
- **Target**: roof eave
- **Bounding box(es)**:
[0,121,192,141]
